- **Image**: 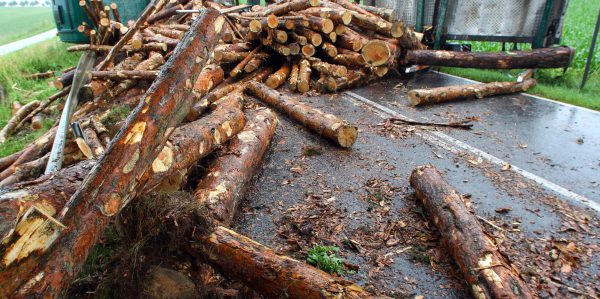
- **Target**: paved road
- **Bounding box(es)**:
[0,29,57,56]
[236,71,600,298]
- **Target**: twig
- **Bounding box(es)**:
[388,117,473,129]
[476,215,505,232]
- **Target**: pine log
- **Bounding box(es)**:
[289,42,301,55]
[107,51,165,99]
[321,42,338,57]
[304,14,334,34]
[11,102,22,116]
[297,59,312,93]
[405,47,574,69]
[0,154,49,188]
[0,101,40,143]
[0,103,244,244]
[53,69,76,89]
[230,46,262,77]
[203,66,274,104]
[336,26,368,51]
[358,4,394,22]
[96,0,168,70]
[194,108,277,225]
[0,10,225,297]
[289,62,300,91]
[301,44,316,57]
[265,63,291,89]
[241,0,319,17]
[82,126,105,156]
[290,31,308,45]
[24,71,54,80]
[147,4,184,24]
[301,7,352,25]
[246,81,358,147]
[320,69,372,93]
[30,114,44,131]
[408,79,537,106]
[110,2,120,23]
[296,27,322,46]
[308,57,347,77]
[332,52,366,68]
[361,39,398,67]
[143,34,180,46]
[409,165,533,299]
[90,70,158,80]
[0,150,23,173]
[191,226,376,299]
[15,88,70,132]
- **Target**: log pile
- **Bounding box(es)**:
[0,0,580,297]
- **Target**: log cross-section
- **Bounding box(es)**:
[0,9,225,298]
[409,165,533,299]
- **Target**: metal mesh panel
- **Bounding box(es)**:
[374,0,417,26]
[444,0,547,37]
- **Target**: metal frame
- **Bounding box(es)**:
[430,0,563,49]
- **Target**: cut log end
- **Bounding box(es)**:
[336,124,358,147]
[361,40,391,67]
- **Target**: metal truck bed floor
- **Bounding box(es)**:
[234,71,600,298]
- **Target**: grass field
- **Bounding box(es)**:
[0,7,55,46]
[0,38,80,157]
[442,0,600,110]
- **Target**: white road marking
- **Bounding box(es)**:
[343,91,600,213]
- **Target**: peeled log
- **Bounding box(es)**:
[405,47,574,69]
[194,108,277,225]
[192,226,376,299]
[0,9,224,297]
[408,79,537,106]
[246,81,357,148]
[409,165,533,299]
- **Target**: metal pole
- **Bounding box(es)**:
[45,51,95,174]
[433,0,448,50]
[581,9,600,90]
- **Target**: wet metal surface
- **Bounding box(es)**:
[234,73,600,298]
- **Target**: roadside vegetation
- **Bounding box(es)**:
[0,7,55,45]
[441,0,600,110]
[0,38,80,157]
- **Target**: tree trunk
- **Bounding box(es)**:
[409,165,534,299]
[0,101,40,143]
[0,103,244,244]
[191,226,377,299]
[96,0,168,70]
[289,62,300,92]
[405,47,574,69]
[297,59,312,92]
[408,79,537,106]
[245,81,358,148]
[0,10,225,297]
[265,63,291,89]
[90,70,158,80]
[194,108,277,225]
[147,4,184,24]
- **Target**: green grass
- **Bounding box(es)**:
[441,0,600,110]
[0,7,55,46]
[0,38,80,157]
[306,245,346,275]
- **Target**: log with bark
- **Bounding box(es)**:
[404,47,574,69]
[0,101,40,143]
[409,165,533,299]
[408,79,537,106]
[0,9,225,297]
[245,81,357,147]
[194,108,277,225]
